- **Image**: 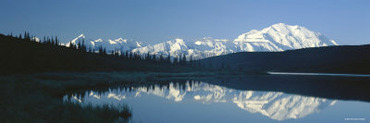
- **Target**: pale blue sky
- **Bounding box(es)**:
[0,0,369,45]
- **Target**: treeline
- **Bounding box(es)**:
[0,32,204,74]
[69,39,198,65]
[5,32,201,65]
[20,32,201,65]
[8,32,60,46]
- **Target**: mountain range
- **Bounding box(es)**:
[65,23,338,59]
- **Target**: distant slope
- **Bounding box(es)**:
[200,45,370,74]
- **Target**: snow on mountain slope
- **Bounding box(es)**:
[132,23,337,59]
[66,23,338,59]
[193,37,235,57]
[94,38,143,51]
[65,34,87,47]
[233,23,338,52]
[65,34,142,52]
[32,37,40,43]
[132,37,237,59]
[132,38,189,58]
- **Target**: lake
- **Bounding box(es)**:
[63,74,370,123]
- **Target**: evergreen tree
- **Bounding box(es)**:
[88,46,93,53]
[24,32,29,41]
[146,52,151,61]
[159,54,164,64]
[129,52,133,59]
[167,53,171,64]
[55,36,59,45]
[152,54,157,62]
[77,42,81,50]
[182,53,186,65]
[43,37,46,44]
[103,48,107,55]
[173,57,178,65]
[125,51,129,58]
[98,46,104,55]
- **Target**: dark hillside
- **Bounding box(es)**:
[200,45,370,74]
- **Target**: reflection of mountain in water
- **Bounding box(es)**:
[64,81,336,121]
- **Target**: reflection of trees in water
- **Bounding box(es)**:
[64,81,336,121]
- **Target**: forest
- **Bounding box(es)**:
[0,32,203,75]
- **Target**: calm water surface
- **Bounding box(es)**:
[64,76,370,123]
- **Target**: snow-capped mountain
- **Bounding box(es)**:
[65,34,143,52]
[132,38,189,58]
[32,37,40,43]
[64,81,336,121]
[66,23,338,59]
[65,34,86,47]
[131,23,337,59]
[233,23,338,52]
[132,37,235,59]
[192,37,235,57]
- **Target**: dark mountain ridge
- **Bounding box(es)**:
[200,44,370,74]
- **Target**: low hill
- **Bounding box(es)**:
[200,45,370,74]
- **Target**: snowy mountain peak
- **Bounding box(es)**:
[66,35,142,51]
[114,38,126,42]
[32,37,40,43]
[66,34,86,47]
[76,34,85,38]
[73,34,85,41]
[94,38,103,42]
[132,38,189,57]
[195,37,228,46]
[271,22,290,28]
[233,23,338,52]
[172,38,185,45]
[66,23,338,59]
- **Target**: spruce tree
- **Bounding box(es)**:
[182,54,186,65]
[167,53,171,64]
